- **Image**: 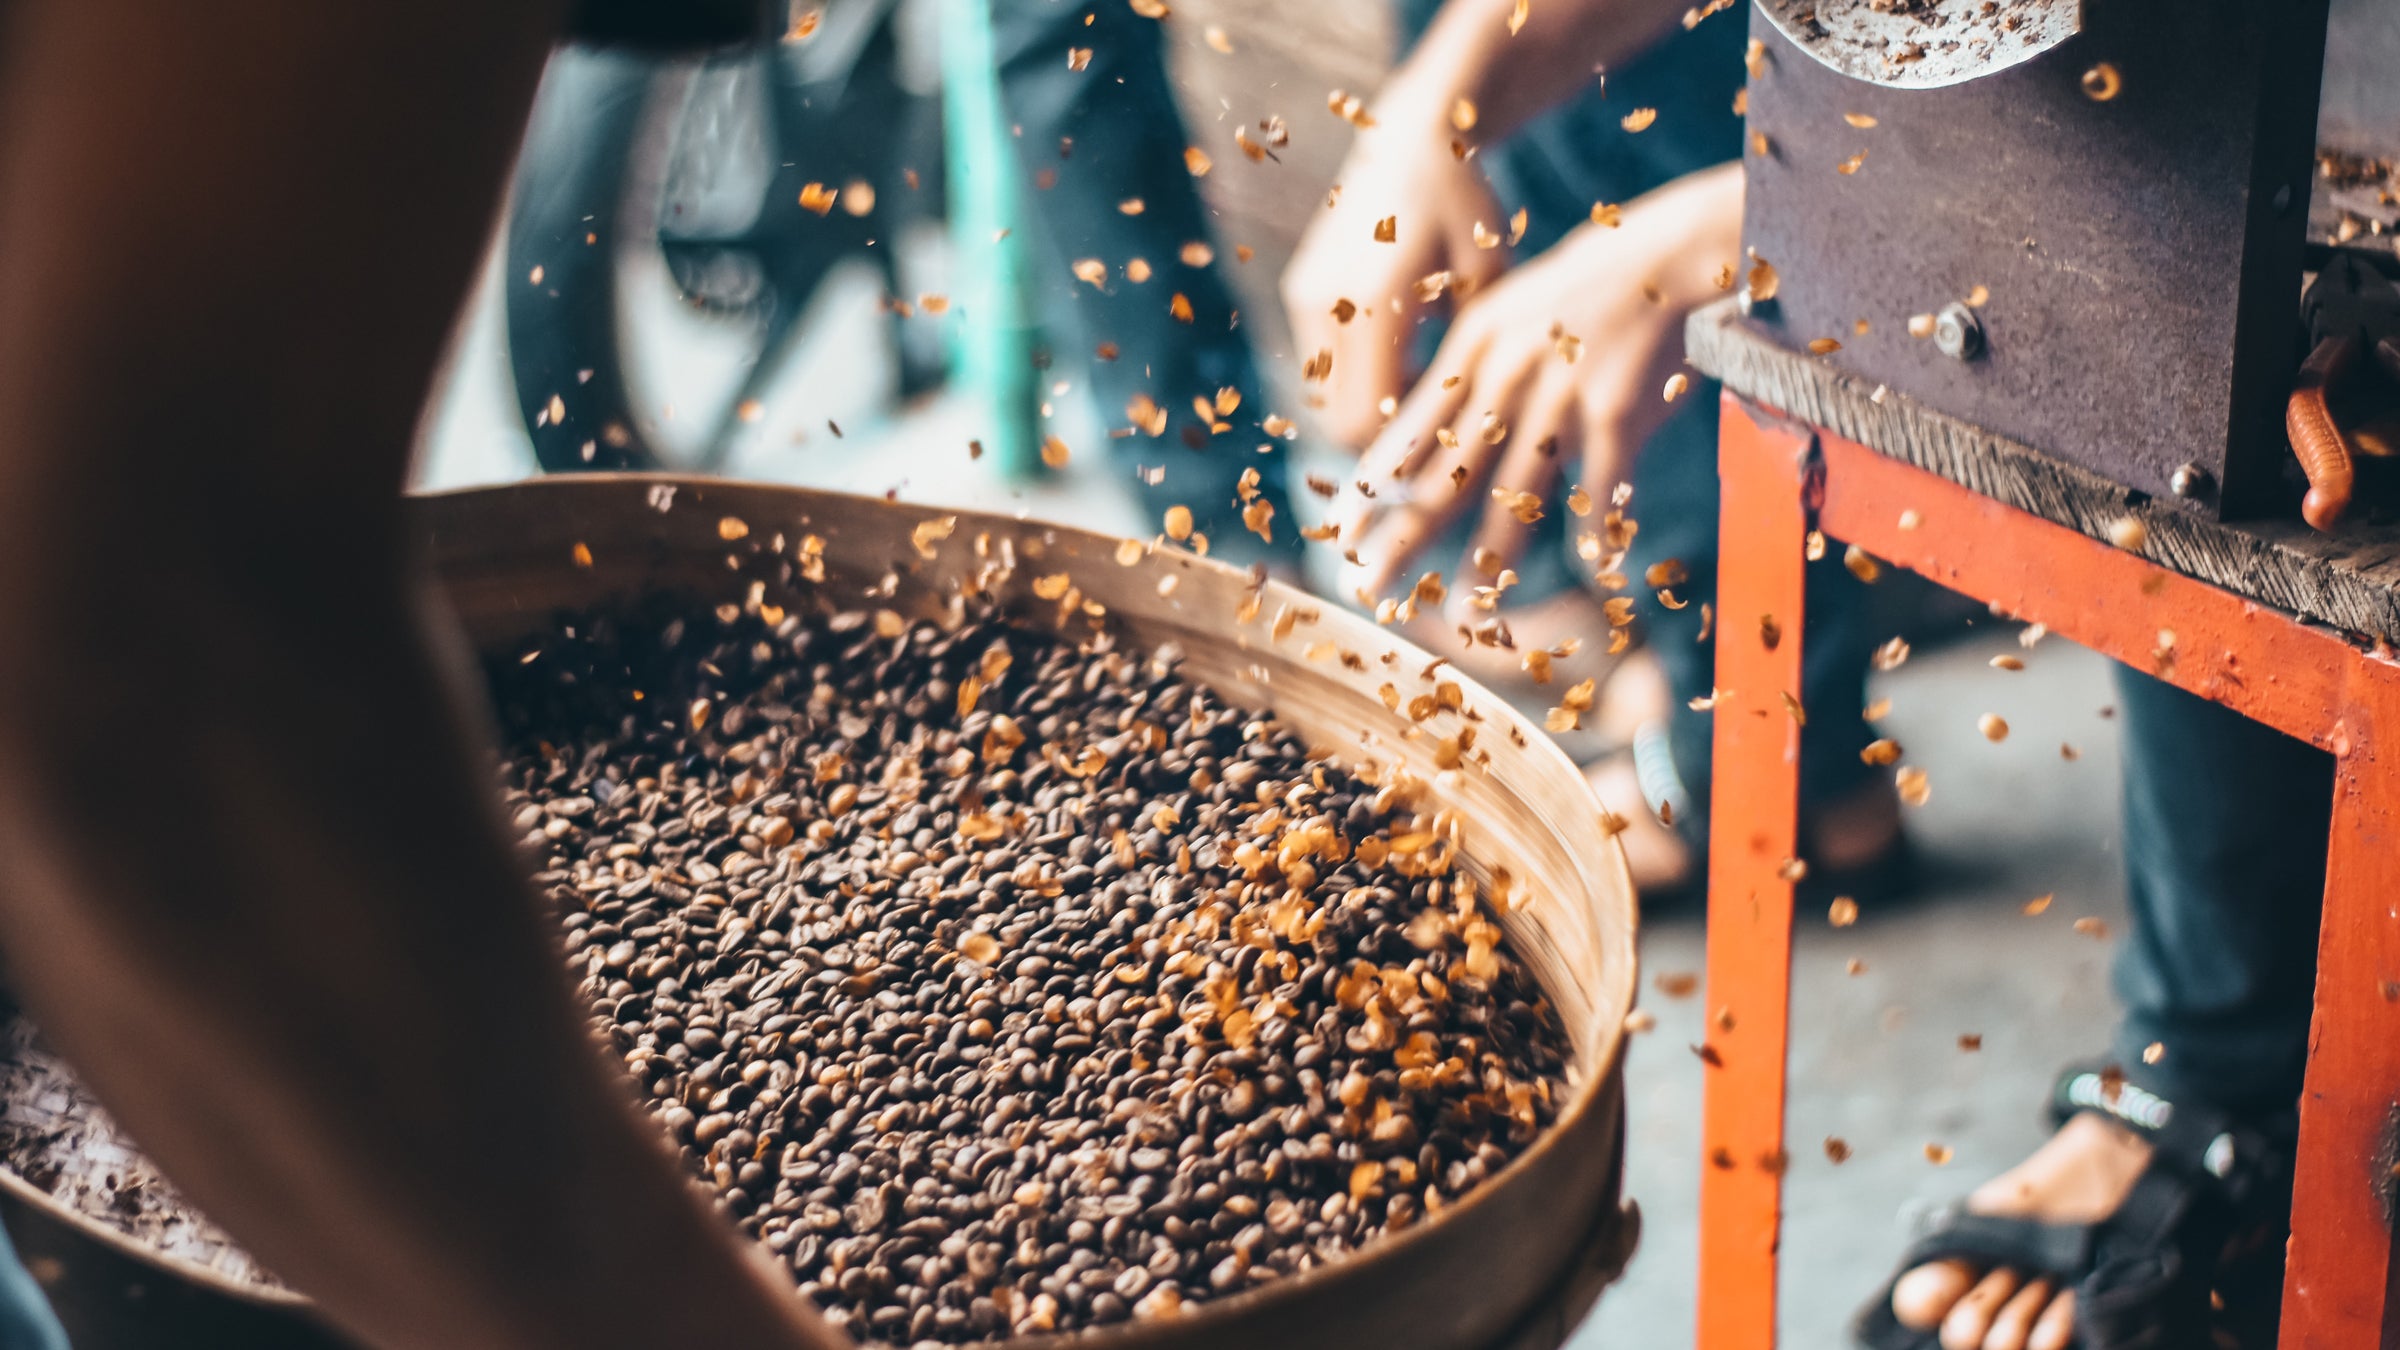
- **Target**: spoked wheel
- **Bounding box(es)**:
[505,0,945,475]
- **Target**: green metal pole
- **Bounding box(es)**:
[940,0,1045,479]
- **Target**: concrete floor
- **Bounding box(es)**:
[1585,633,2126,1348]
[417,243,2133,1350]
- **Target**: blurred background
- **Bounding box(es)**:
[418,0,1388,544]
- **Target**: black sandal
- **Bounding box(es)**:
[1853,1063,2293,1350]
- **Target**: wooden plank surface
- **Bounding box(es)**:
[1685,298,2400,641]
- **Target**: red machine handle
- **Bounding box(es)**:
[2291,334,2360,532]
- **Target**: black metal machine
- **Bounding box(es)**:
[1739,0,2357,522]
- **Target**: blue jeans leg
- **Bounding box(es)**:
[2109,667,2328,1117]
[988,0,1296,568]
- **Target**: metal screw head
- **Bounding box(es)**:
[1933,302,1985,361]
[2169,462,2215,500]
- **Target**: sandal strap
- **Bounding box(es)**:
[2095,1164,2211,1254]
[1630,718,1693,828]
[2077,1246,2193,1350]
[2076,1168,2225,1350]
[1864,1162,2226,1350]
[2048,1062,2288,1212]
[1896,1207,2098,1283]
[1856,1210,2104,1350]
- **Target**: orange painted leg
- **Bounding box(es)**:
[2281,663,2400,1349]
[1769,403,2400,1348]
[1698,395,1812,1350]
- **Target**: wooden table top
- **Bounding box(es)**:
[1684,297,2400,642]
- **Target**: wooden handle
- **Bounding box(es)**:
[2291,334,2361,532]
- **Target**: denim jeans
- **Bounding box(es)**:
[989,0,1298,570]
[2111,670,2327,1118]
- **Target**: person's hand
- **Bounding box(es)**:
[1282,107,1511,449]
[1338,163,1743,598]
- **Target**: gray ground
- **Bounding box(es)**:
[1588,634,2125,1349]
[416,246,2130,1349]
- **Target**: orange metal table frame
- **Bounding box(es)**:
[1698,394,2400,1349]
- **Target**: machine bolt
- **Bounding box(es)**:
[1933,302,1985,361]
[2169,462,2215,500]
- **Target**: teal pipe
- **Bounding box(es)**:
[940,0,1046,479]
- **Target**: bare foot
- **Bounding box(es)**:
[1587,756,1696,892]
[1585,753,1901,894]
[1591,651,1667,748]
[1889,1113,2154,1350]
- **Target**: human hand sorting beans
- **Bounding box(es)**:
[1278,0,1739,603]
[1281,0,1710,456]
[1341,163,1742,597]
[1280,115,1514,450]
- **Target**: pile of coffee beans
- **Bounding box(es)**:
[487,598,1574,1345]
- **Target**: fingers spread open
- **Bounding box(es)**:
[1343,329,1491,590]
[1352,404,1483,597]
[1574,356,1673,510]
[1367,335,1548,590]
[1356,330,1482,486]
[1461,367,1578,585]
[1323,303,1414,448]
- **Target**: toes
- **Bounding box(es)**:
[1892,1259,1978,1330]
[1941,1268,2023,1350]
[1984,1278,2053,1350]
[2027,1289,2077,1350]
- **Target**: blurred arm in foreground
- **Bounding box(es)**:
[0,5,843,1348]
